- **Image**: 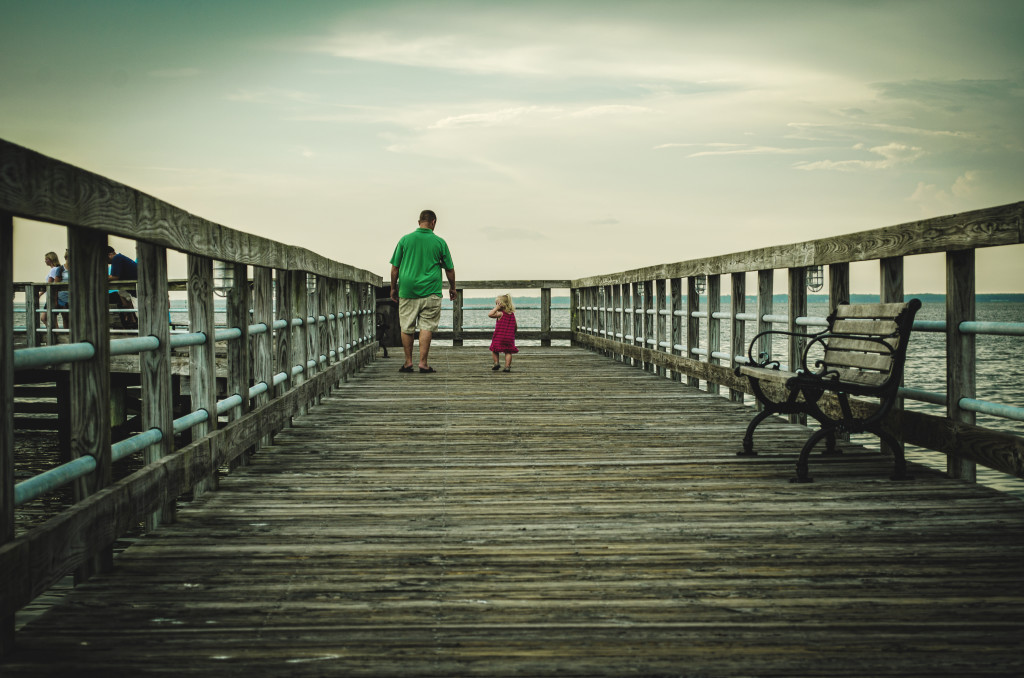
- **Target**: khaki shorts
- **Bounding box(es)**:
[399,295,442,334]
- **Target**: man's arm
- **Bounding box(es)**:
[445,268,457,301]
[390,265,400,303]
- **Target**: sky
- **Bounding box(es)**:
[2,0,1023,293]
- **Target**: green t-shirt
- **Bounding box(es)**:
[390,228,455,299]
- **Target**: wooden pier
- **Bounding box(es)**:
[4,347,1023,676]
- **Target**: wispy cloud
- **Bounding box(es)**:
[565,105,650,118]
[795,142,924,171]
[430,106,561,129]
[655,142,814,158]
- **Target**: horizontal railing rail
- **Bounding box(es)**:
[1,138,382,654]
[571,200,1024,484]
[434,280,572,345]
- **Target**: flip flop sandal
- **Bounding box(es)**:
[419,367,437,373]
[399,365,415,373]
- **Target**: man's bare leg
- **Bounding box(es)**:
[401,332,415,368]
[418,329,433,369]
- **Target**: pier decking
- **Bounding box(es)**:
[5,346,1023,676]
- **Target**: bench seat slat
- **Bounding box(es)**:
[736,365,795,383]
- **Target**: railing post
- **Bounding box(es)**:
[541,287,552,347]
[671,277,683,382]
[569,286,578,345]
[342,281,353,380]
[43,288,55,346]
[630,280,638,368]
[227,263,252,464]
[275,270,294,398]
[829,263,851,441]
[306,274,319,387]
[71,229,113,580]
[757,270,773,366]
[947,249,977,481]
[323,278,335,368]
[290,271,309,413]
[137,242,174,529]
[640,281,651,370]
[829,263,850,313]
[24,282,37,349]
[187,253,218,495]
[252,266,274,436]
[655,279,666,378]
[453,288,464,347]
[609,284,620,360]
[880,256,905,463]
[788,267,807,424]
[708,274,721,395]
[645,280,655,371]
[730,272,745,403]
[686,276,700,389]
[1,212,14,654]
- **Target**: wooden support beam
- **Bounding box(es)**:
[69,228,112,581]
[187,254,217,495]
[0,212,13,653]
[947,249,977,481]
[730,272,746,403]
[707,274,721,395]
[136,241,174,528]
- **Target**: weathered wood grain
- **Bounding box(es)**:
[137,241,174,529]
[947,249,977,481]
[0,139,381,285]
[3,347,1022,676]
[1,213,13,652]
[573,201,1024,287]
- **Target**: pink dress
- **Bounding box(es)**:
[489,312,518,353]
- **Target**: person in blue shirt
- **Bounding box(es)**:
[107,246,138,329]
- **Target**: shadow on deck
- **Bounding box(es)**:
[5,346,1024,676]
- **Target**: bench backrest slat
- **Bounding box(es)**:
[831,318,898,336]
[833,302,910,318]
[823,349,895,372]
[825,336,894,354]
[821,367,889,388]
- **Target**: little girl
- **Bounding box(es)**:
[488,293,518,372]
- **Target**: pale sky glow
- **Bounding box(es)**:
[2,0,1022,292]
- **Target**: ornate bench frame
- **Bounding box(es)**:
[735,299,922,483]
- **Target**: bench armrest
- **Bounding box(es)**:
[744,328,823,369]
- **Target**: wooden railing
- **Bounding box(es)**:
[0,139,382,653]
[570,201,1024,483]
[434,280,572,345]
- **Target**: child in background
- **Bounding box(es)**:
[488,293,518,372]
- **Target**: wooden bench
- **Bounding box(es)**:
[735,299,922,483]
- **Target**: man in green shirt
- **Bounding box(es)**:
[389,210,456,373]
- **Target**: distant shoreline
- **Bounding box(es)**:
[450,293,1024,308]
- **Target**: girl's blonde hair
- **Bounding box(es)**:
[45,251,59,266]
[497,293,515,313]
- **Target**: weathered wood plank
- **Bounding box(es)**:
[0,139,381,285]
[3,347,1022,676]
[136,241,174,528]
[573,201,1024,287]
[0,213,13,652]
[947,249,977,481]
